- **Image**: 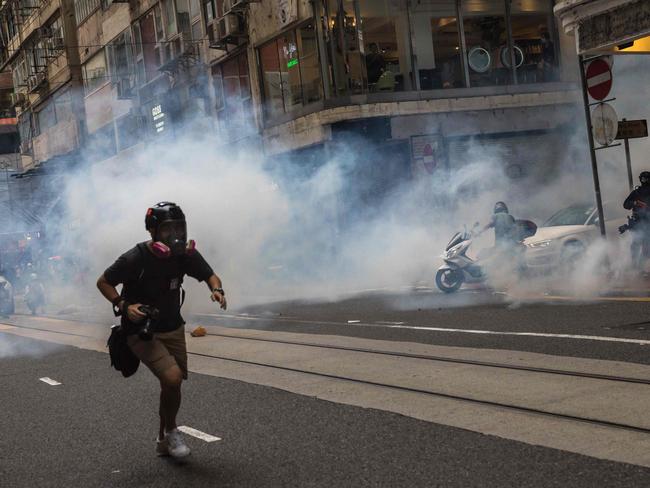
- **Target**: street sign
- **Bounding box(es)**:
[586,59,613,100]
[411,134,441,176]
[591,103,618,146]
[616,119,648,140]
[422,144,436,174]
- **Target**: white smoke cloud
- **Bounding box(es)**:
[25,54,647,317]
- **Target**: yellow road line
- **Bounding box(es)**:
[537,295,650,302]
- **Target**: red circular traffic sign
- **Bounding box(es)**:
[586,59,612,101]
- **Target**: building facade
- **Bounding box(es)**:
[0,1,585,199]
[554,0,650,55]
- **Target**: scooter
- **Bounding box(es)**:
[435,220,537,293]
[435,223,486,293]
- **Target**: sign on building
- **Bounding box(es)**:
[411,135,442,176]
[578,0,650,54]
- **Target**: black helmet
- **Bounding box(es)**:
[494,201,509,214]
[640,171,650,185]
[145,202,185,231]
[145,202,187,256]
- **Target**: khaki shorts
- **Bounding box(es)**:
[127,326,188,379]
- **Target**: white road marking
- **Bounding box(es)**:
[177,426,221,443]
[376,321,405,325]
[198,312,650,345]
[39,377,61,386]
[386,324,650,345]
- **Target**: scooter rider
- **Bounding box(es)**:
[623,171,650,268]
[481,202,516,247]
[97,202,227,459]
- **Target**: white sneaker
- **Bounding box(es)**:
[156,437,169,457]
[165,428,191,458]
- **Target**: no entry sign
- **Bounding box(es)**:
[586,59,612,100]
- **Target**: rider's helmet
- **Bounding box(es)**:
[145,202,187,256]
[640,171,650,186]
[493,201,509,214]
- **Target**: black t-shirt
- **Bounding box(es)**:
[104,242,214,333]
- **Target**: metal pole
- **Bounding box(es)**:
[622,119,634,190]
[578,55,606,237]
[505,0,517,85]
[312,0,331,100]
[456,0,470,88]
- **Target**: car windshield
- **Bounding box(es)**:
[543,205,593,227]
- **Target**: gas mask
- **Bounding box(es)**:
[151,219,196,258]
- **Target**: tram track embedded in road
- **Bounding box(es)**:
[187,348,650,436]
[203,331,650,386]
[3,318,650,436]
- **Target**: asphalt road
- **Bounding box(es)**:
[185,289,650,366]
[2,332,650,487]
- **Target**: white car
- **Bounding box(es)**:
[524,203,628,270]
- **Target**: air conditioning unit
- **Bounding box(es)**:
[223,13,241,37]
[11,92,27,107]
[181,38,197,56]
[229,0,260,12]
[116,78,134,99]
[27,71,47,92]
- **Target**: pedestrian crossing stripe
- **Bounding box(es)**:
[177,426,221,442]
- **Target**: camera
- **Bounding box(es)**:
[137,305,160,341]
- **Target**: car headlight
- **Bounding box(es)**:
[526,240,552,249]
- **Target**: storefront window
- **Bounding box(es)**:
[410,2,464,89]
[510,0,557,83]
[213,53,253,139]
[297,23,323,104]
[259,41,284,118]
[462,0,509,86]
[259,24,324,119]
[358,0,411,92]
[277,31,302,112]
[326,0,366,94]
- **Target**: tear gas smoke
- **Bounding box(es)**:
[35,55,650,316]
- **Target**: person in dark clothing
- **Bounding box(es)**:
[97,202,226,459]
[365,43,386,85]
[623,172,650,268]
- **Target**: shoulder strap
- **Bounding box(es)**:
[135,243,146,281]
